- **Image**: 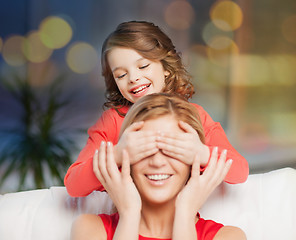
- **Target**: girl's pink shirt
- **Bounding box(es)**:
[64,103,249,197]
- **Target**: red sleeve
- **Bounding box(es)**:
[64,108,126,197]
[196,217,224,240]
[192,103,249,184]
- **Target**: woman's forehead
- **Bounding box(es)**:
[141,115,183,133]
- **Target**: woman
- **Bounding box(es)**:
[71,93,246,240]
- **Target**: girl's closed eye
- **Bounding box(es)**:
[139,63,150,69]
[116,72,127,79]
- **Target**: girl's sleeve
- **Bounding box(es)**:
[194,104,249,184]
[64,109,124,197]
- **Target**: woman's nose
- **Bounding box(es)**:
[148,152,167,168]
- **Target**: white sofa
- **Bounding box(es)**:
[0,168,296,240]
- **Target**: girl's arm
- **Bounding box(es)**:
[64,108,124,197]
[196,104,249,184]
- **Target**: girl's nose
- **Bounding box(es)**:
[129,70,141,83]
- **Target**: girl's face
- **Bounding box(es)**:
[130,115,191,205]
[107,47,169,103]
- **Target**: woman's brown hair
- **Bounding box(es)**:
[119,93,205,143]
[101,21,194,113]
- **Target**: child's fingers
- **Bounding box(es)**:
[125,121,144,132]
[178,120,198,134]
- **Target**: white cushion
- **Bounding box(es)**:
[0,167,295,240]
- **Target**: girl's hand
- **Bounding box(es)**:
[156,121,210,166]
[175,147,232,219]
[93,141,141,216]
[115,121,158,166]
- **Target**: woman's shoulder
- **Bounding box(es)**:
[196,217,224,240]
[98,213,119,239]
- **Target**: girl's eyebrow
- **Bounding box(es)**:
[111,57,147,73]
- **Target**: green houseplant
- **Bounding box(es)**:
[0,73,84,191]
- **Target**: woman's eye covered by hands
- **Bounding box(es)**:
[154,121,209,166]
[115,121,159,166]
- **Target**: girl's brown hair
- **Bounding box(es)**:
[119,93,205,143]
[101,21,194,113]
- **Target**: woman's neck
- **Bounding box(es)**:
[139,199,176,239]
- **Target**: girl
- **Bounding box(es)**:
[64,21,249,197]
[70,93,246,240]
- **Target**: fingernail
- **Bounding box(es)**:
[214,146,218,152]
[107,141,112,146]
[228,159,233,165]
[95,149,98,154]
[101,141,105,146]
[222,149,227,155]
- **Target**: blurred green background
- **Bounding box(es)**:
[0,0,295,193]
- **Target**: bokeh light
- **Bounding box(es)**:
[207,35,234,50]
[202,21,233,47]
[22,31,53,63]
[267,54,296,85]
[39,16,73,49]
[230,55,271,86]
[210,0,243,31]
[164,0,195,30]
[66,42,98,74]
[207,40,239,67]
[2,35,27,66]
[281,15,296,44]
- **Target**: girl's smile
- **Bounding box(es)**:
[107,47,169,103]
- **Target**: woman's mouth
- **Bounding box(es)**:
[146,174,172,181]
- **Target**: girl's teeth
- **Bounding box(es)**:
[147,174,170,181]
[133,86,146,93]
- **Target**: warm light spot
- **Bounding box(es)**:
[2,35,27,66]
[230,55,271,86]
[267,55,296,85]
[39,16,72,49]
[202,21,233,47]
[281,15,296,44]
[66,42,98,74]
[207,41,239,67]
[164,0,195,30]
[210,1,243,31]
[208,36,233,50]
[22,31,53,63]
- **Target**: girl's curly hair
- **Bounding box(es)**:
[101,21,194,114]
